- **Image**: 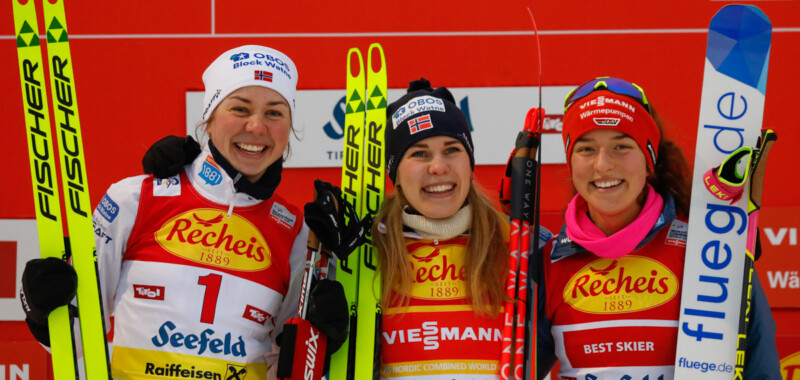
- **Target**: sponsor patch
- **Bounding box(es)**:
[200,156,223,186]
[593,117,620,126]
[665,219,688,247]
[133,284,165,300]
[155,208,272,271]
[406,238,468,301]
[563,255,679,314]
[154,176,181,197]
[97,194,120,222]
[254,70,272,82]
[269,202,297,229]
[408,115,433,135]
[391,95,446,129]
[243,305,272,325]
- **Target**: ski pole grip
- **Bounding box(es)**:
[277,318,328,380]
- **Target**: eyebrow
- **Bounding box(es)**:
[409,139,461,149]
[226,96,289,107]
[575,133,633,143]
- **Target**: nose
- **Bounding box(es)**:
[594,147,614,173]
[245,115,268,135]
[428,153,449,175]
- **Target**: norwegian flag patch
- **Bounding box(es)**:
[254,70,273,82]
[408,115,433,135]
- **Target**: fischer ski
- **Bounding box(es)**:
[674,4,772,379]
[331,43,387,380]
[357,43,387,380]
[12,0,111,379]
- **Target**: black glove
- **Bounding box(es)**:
[304,179,373,259]
[306,279,349,355]
[142,135,202,178]
[20,258,78,346]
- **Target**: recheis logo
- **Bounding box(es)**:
[155,208,272,271]
[563,256,678,314]
[407,239,467,300]
[781,350,800,380]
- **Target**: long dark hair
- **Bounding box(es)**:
[649,108,692,218]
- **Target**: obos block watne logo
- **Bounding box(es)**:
[155,208,271,271]
[564,256,678,314]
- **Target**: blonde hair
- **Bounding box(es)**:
[374,182,509,317]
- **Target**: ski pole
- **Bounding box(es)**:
[501,108,542,380]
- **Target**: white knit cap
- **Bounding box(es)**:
[201,45,298,121]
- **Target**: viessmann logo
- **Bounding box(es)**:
[563,256,678,314]
[155,209,272,271]
[407,239,467,301]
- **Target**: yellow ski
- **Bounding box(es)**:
[12,0,111,378]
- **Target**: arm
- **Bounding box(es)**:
[92,175,147,327]
[266,222,309,379]
[742,271,782,379]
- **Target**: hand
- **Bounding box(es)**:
[142,135,202,178]
[499,108,542,217]
[20,258,78,346]
[306,279,348,354]
[304,179,373,260]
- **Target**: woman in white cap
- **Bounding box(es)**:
[20,45,346,379]
[374,79,511,379]
[533,77,780,379]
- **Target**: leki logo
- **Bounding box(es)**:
[155,209,272,271]
[407,239,467,300]
[563,256,678,314]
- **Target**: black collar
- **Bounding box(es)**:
[208,140,282,200]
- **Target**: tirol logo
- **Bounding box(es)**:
[134,284,165,300]
[563,256,678,314]
[407,239,467,300]
[200,156,223,186]
[243,304,272,325]
[155,208,272,271]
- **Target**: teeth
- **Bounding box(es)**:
[594,179,622,189]
[425,184,454,193]
[236,143,266,153]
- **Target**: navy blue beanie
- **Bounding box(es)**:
[384,78,474,184]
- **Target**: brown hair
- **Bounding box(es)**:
[649,109,692,218]
[374,182,509,317]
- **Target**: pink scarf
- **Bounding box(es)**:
[565,184,664,259]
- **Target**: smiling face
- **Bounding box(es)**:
[396,135,472,219]
[206,86,291,182]
[570,128,649,233]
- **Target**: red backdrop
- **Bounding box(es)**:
[1,1,798,378]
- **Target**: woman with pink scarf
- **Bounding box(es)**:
[532,77,780,379]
